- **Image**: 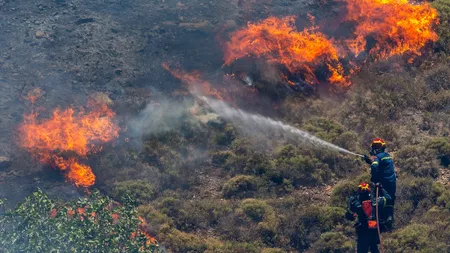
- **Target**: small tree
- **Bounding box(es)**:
[0,189,163,253]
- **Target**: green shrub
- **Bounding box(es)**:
[395,145,440,178]
[308,232,354,253]
[223,175,258,199]
[432,0,450,53]
[304,118,345,142]
[212,151,232,165]
[437,187,450,209]
[330,173,370,207]
[138,204,174,234]
[273,145,332,185]
[176,199,233,231]
[428,137,450,166]
[425,65,450,92]
[112,180,156,204]
[0,190,161,253]
[395,177,441,226]
[260,248,285,253]
[239,199,272,222]
[205,240,260,253]
[164,229,208,252]
[385,223,449,253]
[300,205,346,232]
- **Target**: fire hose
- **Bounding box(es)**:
[375,185,385,253]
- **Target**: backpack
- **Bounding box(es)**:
[361,200,377,229]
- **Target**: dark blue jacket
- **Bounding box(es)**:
[370,152,396,184]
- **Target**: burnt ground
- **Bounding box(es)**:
[0,0,317,207]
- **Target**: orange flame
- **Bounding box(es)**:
[344,0,439,59]
[163,63,224,99]
[19,100,120,187]
[223,16,347,86]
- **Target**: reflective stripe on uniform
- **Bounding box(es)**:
[381,157,392,160]
[372,161,379,165]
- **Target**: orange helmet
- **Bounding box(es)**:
[371,138,386,149]
[358,182,371,193]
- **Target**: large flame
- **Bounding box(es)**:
[223,16,347,86]
[19,99,120,187]
[344,0,439,59]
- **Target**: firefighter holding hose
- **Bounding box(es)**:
[345,182,392,253]
[363,138,396,229]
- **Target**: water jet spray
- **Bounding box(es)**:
[200,96,364,158]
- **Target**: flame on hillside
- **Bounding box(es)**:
[223,16,348,86]
[163,63,225,99]
[344,0,439,59]
[19,95,120,188]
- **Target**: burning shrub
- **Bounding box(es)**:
[224,16,347,87]
[18,99,120,188]
[344,0,439,59]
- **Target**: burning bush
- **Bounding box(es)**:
[18,98,120,188]
[223,16,347,87]
[344,0,439,59]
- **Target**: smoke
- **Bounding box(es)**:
[126,95,200,141]
[201,96,362,157]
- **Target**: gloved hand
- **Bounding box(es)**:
[345,211,355,221]
[363,154,372,165]
[375,182,383,188]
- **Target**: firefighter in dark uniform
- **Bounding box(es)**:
[363,138,396,229]
[345,182,392,253]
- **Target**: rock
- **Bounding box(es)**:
[224,19,237,30]
[178,20,213,32]
[176,2,187,10]
[35,31,46,38]
[75,18,95,25]
[0,156,11,171]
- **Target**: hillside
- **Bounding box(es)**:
[0,0,450,252]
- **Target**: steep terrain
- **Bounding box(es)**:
[0,0,449,252]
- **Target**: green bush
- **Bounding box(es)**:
[428,137,450,166]
[395,145,440,178]
[212,151,232,165]
[432,0,450,53]
[138,204,174,235]
[425,65,450,92]
[304,118,345,142]
[308,232,354,253]
[175,199,233,231]
[223,175,258,199]
[385,223,449,252]
[330,173,370,207]
[112,180,156,204]
[0,190,161,253]
[260,248,285,253]
[239,199,272,222]
[273,145,332,185]
[164,229,207,252]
